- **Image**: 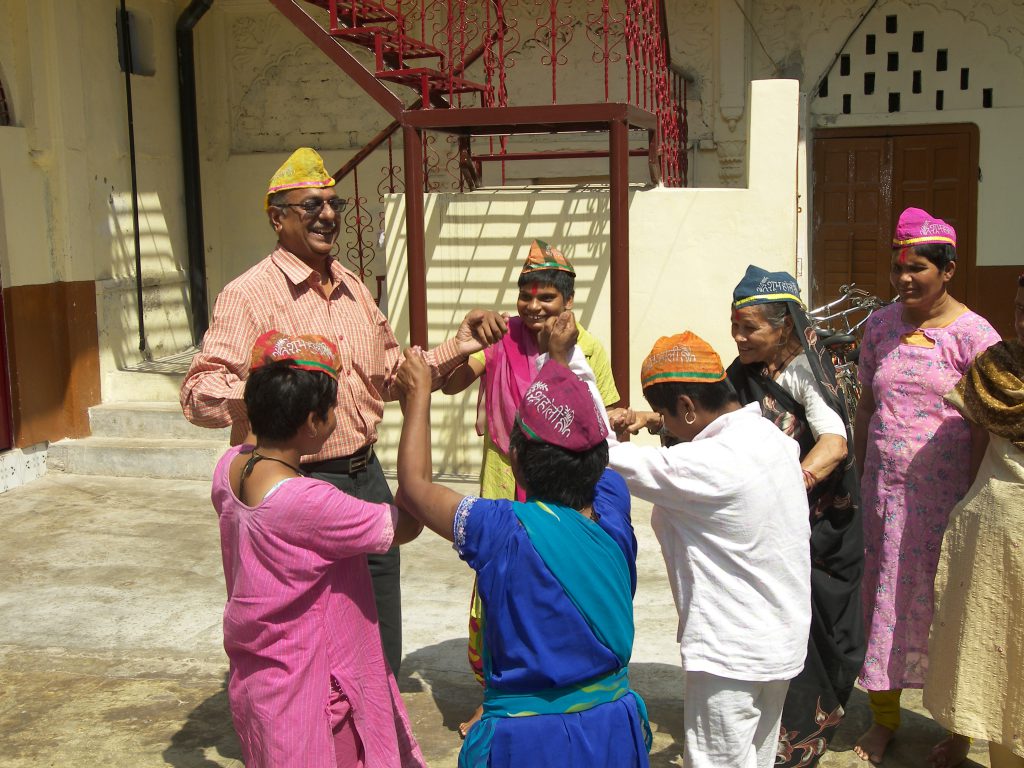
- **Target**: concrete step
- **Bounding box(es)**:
[88,402,230,441]
[46,436,226,481]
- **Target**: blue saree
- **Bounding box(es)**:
[454,469,651,768]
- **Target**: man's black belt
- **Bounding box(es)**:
[301,445,373,476]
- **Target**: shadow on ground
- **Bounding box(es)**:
[825,687,986,767]
[397,639,687,766]
[163,673,242,768]
[397,637,481,733]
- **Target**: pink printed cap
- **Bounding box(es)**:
[892,207,957,249]
[515,360,608,451]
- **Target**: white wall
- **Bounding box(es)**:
[0,0,193,402]
[0,128,51,288]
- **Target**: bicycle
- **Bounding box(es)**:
[807,284,892,427]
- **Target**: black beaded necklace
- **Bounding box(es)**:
[239,450,306,501]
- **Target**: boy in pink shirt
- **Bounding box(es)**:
[211,331,425,767]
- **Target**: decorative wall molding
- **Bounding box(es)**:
[716,139,746,187]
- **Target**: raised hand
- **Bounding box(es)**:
[395,346,432,408]
[454,309,509,355]
[538,310,578,362]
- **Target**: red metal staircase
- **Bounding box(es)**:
[300,0,491,107]
[268,0,689,406]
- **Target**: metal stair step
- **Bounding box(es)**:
[329,27,445,62]
[305,0,398,27]
[376,67,488,94]
[47,436,228,481]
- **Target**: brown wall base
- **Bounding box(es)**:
[972,265,1024,340]
[2,281,101,447]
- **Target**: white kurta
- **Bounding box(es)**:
[608,404,812,683]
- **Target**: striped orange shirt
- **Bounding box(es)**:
[181,246,462,461]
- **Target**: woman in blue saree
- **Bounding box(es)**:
[394,317,650,768]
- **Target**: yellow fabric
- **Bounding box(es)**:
[899,307,971,348]
[265,147,336,209]
[900,330,936,348]
[924,435,1024,758]
[468,582,485,685]
[868,689,903,731]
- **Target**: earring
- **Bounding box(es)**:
[309,427,318,439]
[684,412,696,425]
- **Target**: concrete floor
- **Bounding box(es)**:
[0,472,990,767]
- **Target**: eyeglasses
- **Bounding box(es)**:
[279,197,347,217]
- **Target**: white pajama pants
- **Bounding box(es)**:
[684,671,790,768]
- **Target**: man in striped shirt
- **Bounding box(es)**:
[181,148,506,672]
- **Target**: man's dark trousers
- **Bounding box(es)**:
[303,450,402,675]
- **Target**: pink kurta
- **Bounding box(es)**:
[212,445,426,767]
[857,303,1000,690]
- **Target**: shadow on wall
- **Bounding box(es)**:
[382,187,618,477]
[105,189,194,368]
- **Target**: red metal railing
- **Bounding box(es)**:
[289,0,689,303]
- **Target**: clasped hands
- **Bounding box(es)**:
[607,407,662,438]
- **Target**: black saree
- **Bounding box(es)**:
[726,309,866,768]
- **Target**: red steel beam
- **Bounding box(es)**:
[609,118,631,407]
[335,117,401,181]
[402,124,428,347]
[401,103,658,135]
[475,148,649,162]
[269,0,404,119]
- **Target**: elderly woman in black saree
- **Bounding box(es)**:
[726,265,866,767]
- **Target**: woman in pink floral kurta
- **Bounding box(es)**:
[857,302,999,689]
[852,207,1001,766]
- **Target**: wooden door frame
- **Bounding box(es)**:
[0,285,12,450]
[811,122,980,307]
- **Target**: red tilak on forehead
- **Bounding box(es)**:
[530,283,539,295]
[897,248,912,265]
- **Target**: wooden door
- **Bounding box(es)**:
[891,133,976,302]
[811,125,978,309]
[812,136,892,304]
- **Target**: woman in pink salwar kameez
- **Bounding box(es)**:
[853,210,1000,766]
[212,331,426,768]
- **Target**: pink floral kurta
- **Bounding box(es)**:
[857,303,1000,691]
[212,445,426,767]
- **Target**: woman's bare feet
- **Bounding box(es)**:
[854,723,895,764]
[458,704,484,739]
[928,734,971,768]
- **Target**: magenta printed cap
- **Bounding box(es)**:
[892,207,956,249]
[515,360,608,451]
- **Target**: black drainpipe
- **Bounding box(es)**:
[119,0,147,355]
[177,0,214,345]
